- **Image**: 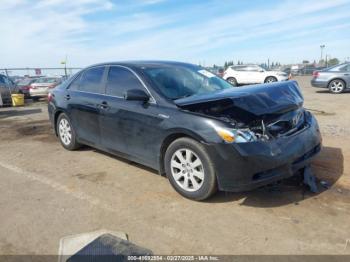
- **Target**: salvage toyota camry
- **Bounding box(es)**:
[48,61,322,200]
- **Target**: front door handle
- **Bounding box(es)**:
[99,101,110,110]
[344,73,349,76]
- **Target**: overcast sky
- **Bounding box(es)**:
[1,0,350,68]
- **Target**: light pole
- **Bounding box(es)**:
[61,55,68,77]
[320,45,325,64]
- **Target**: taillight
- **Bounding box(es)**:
[48,92,53,102]
[312,71,319,78]
[48,84,56,89]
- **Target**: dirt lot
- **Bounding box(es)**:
[0,76,349,255]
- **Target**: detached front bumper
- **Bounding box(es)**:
[204,113,322,192]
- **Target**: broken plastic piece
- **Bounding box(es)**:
[303,166,318,193]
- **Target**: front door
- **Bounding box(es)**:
[100,66,164,167]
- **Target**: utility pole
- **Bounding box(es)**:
[320,45,325,64]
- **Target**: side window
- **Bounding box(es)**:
[343,65,350,72]
[68,73,82,91]
[245,66,259,72]
[0,76,6,84]
[232,66,246,71]
[106,66,144,97]
[79,67,105,93]
[3,76,12,86]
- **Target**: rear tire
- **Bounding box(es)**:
[227,77,238,86]
[56,113,81,150]
[164,137,217,201]
[328,79,345,94]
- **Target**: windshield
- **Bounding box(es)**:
[142,66,233,100]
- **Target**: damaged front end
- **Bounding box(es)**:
[175,81,308,143]
[175,81,322,192]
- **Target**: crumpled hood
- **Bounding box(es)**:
[174,80,303,116]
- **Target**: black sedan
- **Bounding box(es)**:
[48,61,322,200]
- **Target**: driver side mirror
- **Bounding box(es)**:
[124,89,150,102]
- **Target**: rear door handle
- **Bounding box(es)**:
[64,94,71,100]
[344,74,349,76]
[99,101,110,110]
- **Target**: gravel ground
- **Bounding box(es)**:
[0,76,349,255]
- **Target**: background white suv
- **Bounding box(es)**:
[223,64,288,86]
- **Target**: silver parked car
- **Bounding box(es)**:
[29,77,62,99]
[311,63,350,94]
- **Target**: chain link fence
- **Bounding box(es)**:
[0,67,82,79]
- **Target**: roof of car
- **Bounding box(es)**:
[86,60,199,69]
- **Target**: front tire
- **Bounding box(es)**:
[227,77,238,86]
[265,76,277,83]
[164,137,217,201]
[56,113,81,150]
[328,79,345,94]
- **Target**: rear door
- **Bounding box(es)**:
[67,66,107,146]
[100,66,164,167]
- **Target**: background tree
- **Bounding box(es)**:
[328,58,339,66]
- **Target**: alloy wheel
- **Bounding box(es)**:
[266,77,277,83]
[58,118,72,146]
[170,148,204,192]
[228,78,237,86]
[330,80,344,93]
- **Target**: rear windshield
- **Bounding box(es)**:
[328,64,349,72]
[35,78,60,83]
[17,79,35,86]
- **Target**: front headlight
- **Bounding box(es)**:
[214,126,257,143]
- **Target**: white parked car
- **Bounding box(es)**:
[223,65,288,86]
